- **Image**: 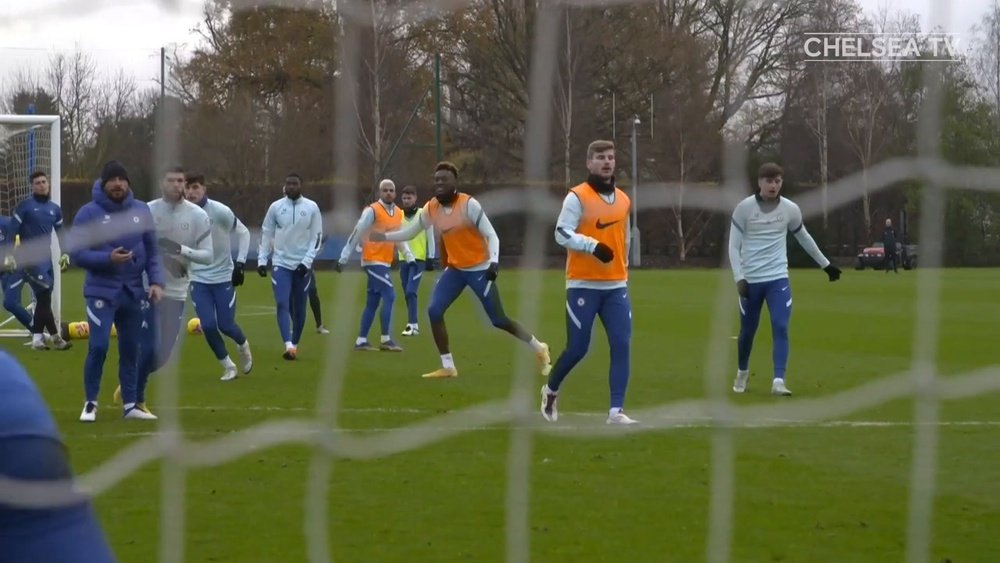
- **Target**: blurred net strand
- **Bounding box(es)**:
[2,1,995,562]
[2,362,998,506]
[6,154,1000,281]
[503,3,564,562]
[904,1,951,559]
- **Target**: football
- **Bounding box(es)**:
[187,317,202,335]
[67,321,90,339]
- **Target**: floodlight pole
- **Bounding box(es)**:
[630,115,641,267]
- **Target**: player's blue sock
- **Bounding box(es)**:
[405,293,418,325]
[737,312,760,372]
[358,291,379,339]
[290,287,308,345]
[604,291,633,410]
[772,321,789,380]
[83,344,108,403]
[203,322,229,360]
[379,290,395,336]
[135,368,150,403]
[275,301,292,342]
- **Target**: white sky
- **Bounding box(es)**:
[0,0,996,91]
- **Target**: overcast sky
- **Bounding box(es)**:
[0,0,996,91]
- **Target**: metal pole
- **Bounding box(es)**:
[434,53,443,162]
[631,115,641,266]
[160,47,166,104]
[611,91,616,140]
[26,103,36,176]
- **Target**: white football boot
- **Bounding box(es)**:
[733,369,750,393]
[221,365,239,382]
[771,378,792,396]
[79,401,97,423]
[540,385,558,422]
[606,409,639,425]
[237,340,253,374]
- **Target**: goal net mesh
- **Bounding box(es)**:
[0,120,50,332]
[1,1,999,563]
[0,122,47,217]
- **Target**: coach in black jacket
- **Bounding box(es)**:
[882,218,899,273]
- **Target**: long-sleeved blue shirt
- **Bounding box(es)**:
[12,195,63,272]
[257,196,323,270]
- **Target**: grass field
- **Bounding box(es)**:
[7,267,1000,562]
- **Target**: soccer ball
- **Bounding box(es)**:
[187,317,202,335]
[67,321,90,339]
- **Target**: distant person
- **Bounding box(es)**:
[882,218,898,273]
[70,160,162,422]
[184,172,254,382]
[336,179,412,352]
[257,173,323,360]
[728,162,841,396]
[372,161,551,379]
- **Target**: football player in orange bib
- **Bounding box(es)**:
[370,162,551,379]
[336,179,413,351]
[540,140,638,425]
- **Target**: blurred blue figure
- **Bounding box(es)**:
[0,350,117,562]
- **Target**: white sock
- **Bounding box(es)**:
[528,336,545,354]
[441,353,455,370]
[239,340,250,351]
[32,333,43,344]
[380,334,391,343]
[220,356,236,369]
[355,337,367,346]
[285,341,294,350]
[738,369,749,376]
[124,402,135,411]
[609,407,623,415]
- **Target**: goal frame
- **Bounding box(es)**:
[0,114,62,338]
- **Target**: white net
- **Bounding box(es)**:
[2,1,1000,563]
[0,122,48,217]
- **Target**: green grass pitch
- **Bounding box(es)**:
[6,268,1000,562]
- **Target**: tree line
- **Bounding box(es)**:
[3,0,999,265]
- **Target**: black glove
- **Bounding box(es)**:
[485,262,499,281]
[425,259,435,272]
[295,264,309,277]
[592,242,614,263]
[257,264,268,277]
[158,237,182,255]
[736,279,749,298]
[334,262,343,273]
[368,231,387,242]
[163,255,186,278]
[824,264,842,282]
[232,262,245,286]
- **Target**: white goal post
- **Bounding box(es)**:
[0,114,62,337]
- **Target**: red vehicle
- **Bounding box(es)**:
[856,242,918,270]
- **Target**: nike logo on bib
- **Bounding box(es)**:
[596,219,620,229]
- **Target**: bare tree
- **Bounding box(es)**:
[800,0,858,229]
[46,50,98,176]
[555,8,583,188]
[94,68,138,125]
[841,10,915,236]
[0,67,45,114]
[699,0,810,133]
[970,0,1000,120]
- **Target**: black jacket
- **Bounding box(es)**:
[882,227,897,254]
